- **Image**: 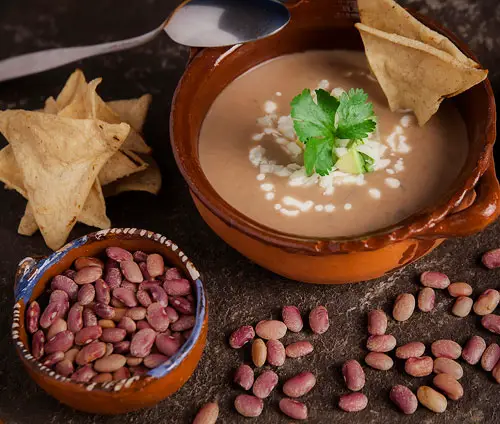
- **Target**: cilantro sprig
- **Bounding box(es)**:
[291,88,376,176]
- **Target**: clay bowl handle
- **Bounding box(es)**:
[417,162,500,239]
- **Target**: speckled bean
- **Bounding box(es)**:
[105,343,114,356]
[94,354,126,372]
[51,275,78,300]
[55,359,74,377]
[76,341,106,365]
[136,320,152,330]
[418,288,435,312]
[139,262,151,281]
[64,347,80,363]
[121,280,137,292]
[365,352,393,370]
[45,330,74,354]
[163,278,191,297]
[255,320,287,340]
[99,319,115,329]
[395,342,426,359]
[156,333,182,357]
[113,341,130,355]
[94,303,115,320]
[433,374,463,400]
[39,301,64,329]
[47,318,68,340]
[164,267,182,281]
[149,285,168,307]
[433,358,463,380]
[393,293,415,321]
[139,281,161,291]
[42,351,65,367]
[390,385,418,415]
[77,284,95,305]
[126,356,143,366]
[144,353,169,368]
[252,339,267,367]
[146,253,165,278]
[481,343,500,371]
[473,289,500,316]
[493,361,500,384]
[283,371,316,398]
[266,339,285,366]
[165,306,179,323]
[132,251,148,262]
[75,325,102,345]
[71,364,97,383]
[405,356,433,377]
[120,260,143,283]
[124,306,146,321]
[234,395,263,417]
[193,402,219,424]
[343,360,366,392]
[234,364,254,390]
[111,308,127,322]
[417,386,447,413]
[448,282,473,297]
[286,341,314,358]
[32,330,45,359]
[309,306,329,334]
[338,393,368,412]
[282,305,303,333]
[170,296,195,315]
[117,316,136,333]
[101,328,127,343]
[74,266,102,285]
[420,271,450,289]
[481,314,500,334]
[452,296,473,317]
[481,248,500,269]
[130,328,156,357]
[67,303,84,333]
[137,290,153,308]
[91,372,112,383]
[26,301,40,334]
[105,267,122,290]
[49,289,69,305]
[229,325,255,349]
[146,302,170,332]
[106,247,133,262]
[253,370,278,399]
[74,256,103,270]
[112,287,138,308]
[367,309,387,336]
[83,308,98,327]
[367,335,397,352]
[462,336,486,365]
[279,398,307,420]
[431,340,462,359]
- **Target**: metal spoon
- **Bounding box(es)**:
[0,0,290,83]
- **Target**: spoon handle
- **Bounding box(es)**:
[0,23,165,83]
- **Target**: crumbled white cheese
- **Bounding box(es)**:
[325,204,335,213]
[260,183,274,192]
[344,203,352,210]
[331,87,346,98]
[252,133,265,142]
[317,79,330,90]
[280,208,300,217]
[256,173,265,181]
[369,188,381,199]
[264,101,277,114]
[282,196,314,212]
[385,177,401,188]
[400,114,413,127]
[276,92,282,97]
[315,205,324,212]
[274,204,281,210]
[265,192,275,200]
[249,146,265,167]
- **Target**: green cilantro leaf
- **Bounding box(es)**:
[290,89,339,143]
[304,138,336,176]
[336,88,376,140]
[359,152,375,173]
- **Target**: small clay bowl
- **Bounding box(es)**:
[170,0,500,284]
[12,228,208,415]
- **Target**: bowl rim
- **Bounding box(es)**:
[170,8,497,254]
[12,227,207,393]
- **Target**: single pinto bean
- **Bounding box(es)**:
[74,256,104,271]
[431,340,462,359]
[481,248,500,269]
[75,326,102,345]
[193,402,219,424]
[45,330,74,354]
[393,293,415,321]
[234,395,263,418]
[144,353,169,369]
[156,333,182,357]
[253,370,278,399]
[433,358,463,380]
[279,398,308,420]
[367,335,396,352]
[343,360,365,391]
[170,315,195,332]
[51,275,78,300]
[405,356,433,377]
[94,303,115,320]
[473,289,500,316]
[146,302,170,332]
[286,341,314,358]
[118,316,136,333]
[76,342,106,365]
[106,246,133,262]
[95,279,110,304]
[32,330,45,359]
[283,371,316,398]
[64,347,80,363]
[433,374,463,400]
[163,278,191,296]
[229,325,255,349]
[462,336,487,365]
[77,284,95,305]
[74,266,102,285]
[395,342,425,359]
[418,288,435,312]
[282,305,303,333]
[101,328,127,343]
[164,267,182,281]
[338,393,368,412]
[452,296,473,317]
[49,289,69,305]
[234,364,254,390]
[126,306,147,321]
[42,351,65,367]
[113,287,138,308]
[130,328,156,358]
[417,386,447,413]
[448,282,473,297]
[98,319,115,329]
[420,271,450,289]
[481,343,500,371]
[113,367,131,380]
[170,296,195,315]
[83,308,98,327]
[112,308,127,322]
[137,290,153,308]
[91,373,113,383]
[493,362,500,384]
[390,385,418,415]
[136,320,152,330]
[55,359,74,377]
[255,320,287,340]
[266,340,285,367]
[47,318,68,340]
[367,309,387,335]
[39,302,64,329]
[105,267,122,290]
[127,357,143,366]
[120,261,143,283]
[309,306,329,334]
[481,314,500,334]
[365,352,393,370]
[71,365,97,383]
[26,301,40,334]
[67,303,84,333]
[149,285,169,307]
[146,253,165,278]
[94,354,127,373]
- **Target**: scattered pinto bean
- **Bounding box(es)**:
[365,352,393,370]
[266,340,285,367]
[338,393,368,412]
[252,339,267,367]
[492,362,500,384]
[26,301,40,334]
[282,305,303,333]
[126,306,147,321]
[367,309,387,336]
[229,325,255,349]
[420,271,450,289]
[309,306,329,334]
[405,356,433,377]
[234,394,264,418]
[279,398,308,420]
[417,386,447,413]
[462,336,486,365]
[253,370,278,399]
[433,358,463,380]
[343,360,365,391]
[390,385,418,415]
[105,268,122,290]
[234,364,254,391]
[473,289,500,316]
[193,402,219,424]
[433,374,463,400]
[113,287,138,308]
[418,288,435,312]
[130,328,156,358]
[452,296,473,317]
[286,341,314,358]
[39,302,64,329]
[448,282,473,297]
[283,371,316,398]
[76,342,106,365]
[136,290,153,308]
[481,343,500,371]
[431,340,462,359]
[395,342,425,359]
[255,320,287,340]
[481,248,500,269]
[481,314,500,334]
[367,335,397,352]
[393,293,415,321]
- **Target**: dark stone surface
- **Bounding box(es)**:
[0,0,499,422]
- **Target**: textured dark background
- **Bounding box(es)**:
[0,0,499,423]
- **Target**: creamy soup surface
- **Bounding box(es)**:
[199,50,469,238]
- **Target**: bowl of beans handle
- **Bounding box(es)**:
[170,0,500,284]
[12,228,208,415]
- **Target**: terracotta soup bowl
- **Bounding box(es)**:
[170,0,499,284]
[12,228,208,414]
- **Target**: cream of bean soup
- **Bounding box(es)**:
[199,50,469,238]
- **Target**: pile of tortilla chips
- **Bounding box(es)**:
[355,0,488,126]
[0,70,161,250]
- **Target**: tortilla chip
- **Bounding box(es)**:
[55,69,87,110]
[44,96,60,114]
[108,94,152,132]
[99,150,148,186]
[0,110,129,250]
[0,145,26,196]
[18,203,38,236]
[357,0,478,68]
[104,156,162,197]
[355,24,488,126]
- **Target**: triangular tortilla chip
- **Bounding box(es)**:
[55,69,87,110]
[357,0,479,68]
[99,150,148,186]
[355,23,488,125]
[18,203,38,236]
[108,94,152,132]
[104,156,162,197]
[44,96,59,114]
[0,110,129,250]
[0,145,26,196]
